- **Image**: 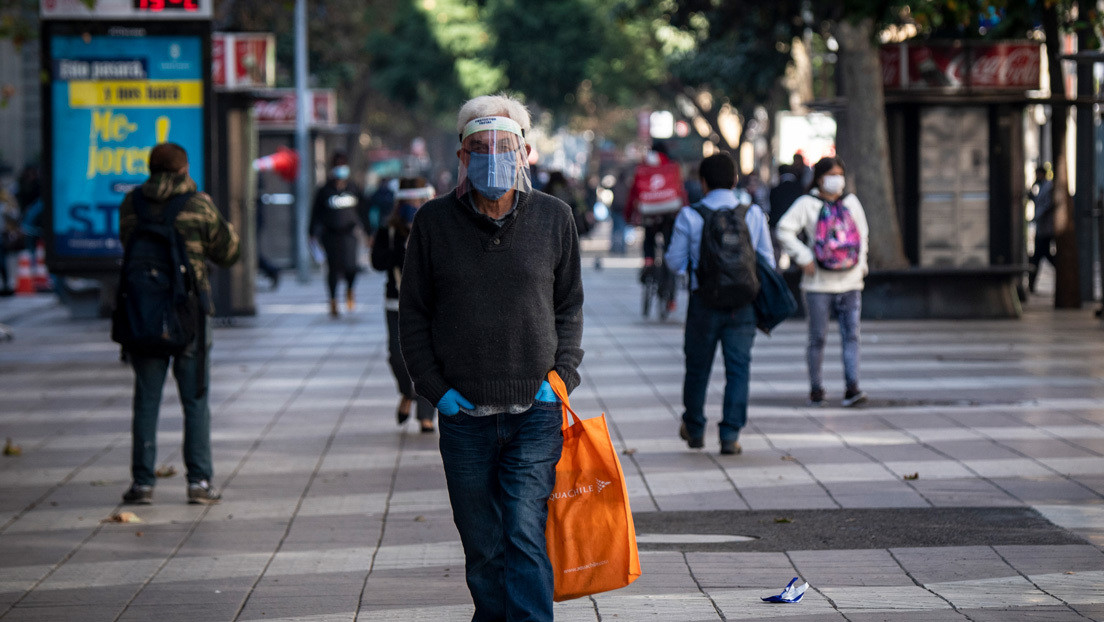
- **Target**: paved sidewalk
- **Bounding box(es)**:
[1,261,1103,621]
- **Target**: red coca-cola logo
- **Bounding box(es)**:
[969,45,1039,87]
[884,42,1040,91]
[254,96,297,123]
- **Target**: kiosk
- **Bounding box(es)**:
[40,0,255,318]
[872,40,1041,319]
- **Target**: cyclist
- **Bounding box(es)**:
[625,141,687,316]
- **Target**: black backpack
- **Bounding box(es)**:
[692,202,759,310]
[111,191,202,358]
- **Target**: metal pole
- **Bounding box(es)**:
[294,0,311,283]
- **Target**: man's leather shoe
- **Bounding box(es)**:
[679,423,704,449]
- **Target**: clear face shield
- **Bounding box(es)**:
[456,116,533,200]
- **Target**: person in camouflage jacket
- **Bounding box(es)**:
[118,143,240,507]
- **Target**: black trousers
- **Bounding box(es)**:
[386,308,434,421]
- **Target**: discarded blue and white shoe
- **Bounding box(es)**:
[761,577,808,603]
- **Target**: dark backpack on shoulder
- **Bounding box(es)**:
[111,191,201,358]
[692,202,759,310]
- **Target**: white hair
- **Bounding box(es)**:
[456,94,531,137]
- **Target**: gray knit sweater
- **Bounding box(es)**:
[398,189,584,408]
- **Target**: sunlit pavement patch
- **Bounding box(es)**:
[635,534,758,544]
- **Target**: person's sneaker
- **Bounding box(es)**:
[122,484,153,505]
[841,388,867,407]
[187,481,221,505]
[807,388,827,407]
[720,440,742,455]
[678,423,704,449]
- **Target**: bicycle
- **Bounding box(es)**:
[640,245,677,321]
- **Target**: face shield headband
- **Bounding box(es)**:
[456,116,532,200]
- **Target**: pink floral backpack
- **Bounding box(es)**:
[813,196,861,271]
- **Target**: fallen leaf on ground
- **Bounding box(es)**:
[903,472,919,480]
[622,448,637,456]
[3,438,21,456]
[774,517,793,524]
[104,512,143,524]
[155,464,177,478]
[780,455,796,461]
[414,515,427,522]
[90,480,111,486]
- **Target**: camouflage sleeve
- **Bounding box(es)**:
[192,193,241,267]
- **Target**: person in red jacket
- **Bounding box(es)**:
[624,141,687,312]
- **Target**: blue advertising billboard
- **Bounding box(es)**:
[47,29,206,266]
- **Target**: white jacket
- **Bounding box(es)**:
[775,190,869,293]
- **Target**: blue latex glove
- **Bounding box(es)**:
[535,380,558,403]
[437,388,474,416]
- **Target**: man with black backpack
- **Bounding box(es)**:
[665,153,775,456]
[115,143,240,505]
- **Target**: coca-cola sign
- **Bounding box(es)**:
[253,89,337,128]
[881,41,1041,92]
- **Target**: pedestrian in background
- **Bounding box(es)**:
[1027,165,1055,294]
[665,152,774,456]
[119,143,240,505]
[769,163,805,265]
[399,93,584,622]
[310,152,366,318]
[608,167,632,255]
[776,156,869,408]
[370,177,436,433]
[625,140,687,314]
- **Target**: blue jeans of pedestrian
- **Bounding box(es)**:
[438,402,563,622]
[681,294,757,444]
[129,318,212,487]
[805,290,862,392]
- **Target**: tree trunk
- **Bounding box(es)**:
[1044,8,1082,308]
[834,18,909,270]
[785,36,814,114]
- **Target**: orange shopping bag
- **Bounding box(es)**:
[545,371,641,601]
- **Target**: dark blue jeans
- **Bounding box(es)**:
[438,403,563,622]
[129,318,212,487]
[681,294,757,444]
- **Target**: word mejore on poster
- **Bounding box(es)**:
[51,34,204,258]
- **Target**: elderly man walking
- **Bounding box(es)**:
[399,94,584,622]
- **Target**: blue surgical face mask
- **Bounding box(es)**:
[332,165,350,180]
[467,150,518,200]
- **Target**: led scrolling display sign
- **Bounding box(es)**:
[132,0,202,12]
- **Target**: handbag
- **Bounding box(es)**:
[545,371,641,601]
[753,253,798,335]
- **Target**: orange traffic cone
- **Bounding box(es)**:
[14,249,33,295]
[252,147,299,182]
[33,241,52,291]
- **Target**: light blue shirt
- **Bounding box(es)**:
[665,188,776,291]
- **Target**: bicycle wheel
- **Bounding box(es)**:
[641,276,655,318]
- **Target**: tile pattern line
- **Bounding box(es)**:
[986,544,1094,620]
[885,546,967,619]
[230,327,384,622]
[682,550,726,621]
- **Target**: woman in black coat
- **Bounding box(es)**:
[310,152,366,317]
[370,177,436,432]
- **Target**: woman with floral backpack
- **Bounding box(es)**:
[776,156,869,407]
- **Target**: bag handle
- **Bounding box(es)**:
[547,370,581,431]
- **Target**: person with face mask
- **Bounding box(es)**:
[371,177,437,433]
[776,156,870,408]
[309,152,366,317]
[398,94,584,622]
